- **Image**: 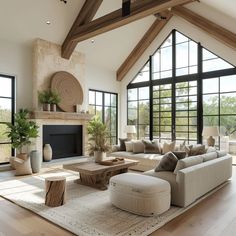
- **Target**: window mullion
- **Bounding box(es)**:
[197,43,203,144]
[172,29,176,141]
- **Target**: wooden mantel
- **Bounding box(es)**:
[30,111,93,121]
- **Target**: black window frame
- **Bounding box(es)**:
[127,29,236,143]
[0,74,15,164]
[88,89,118,145]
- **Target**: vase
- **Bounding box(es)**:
[51,104,57,112]
[43,103,50,111]
[43,144,52,162]
[94,151,106,163]
[30,150,41,173]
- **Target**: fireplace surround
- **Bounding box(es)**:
[30,111,92,161]
[43,125,83,159]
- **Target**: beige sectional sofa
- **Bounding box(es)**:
[144,151,232,207]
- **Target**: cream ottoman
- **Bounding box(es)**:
[109,173,170,216]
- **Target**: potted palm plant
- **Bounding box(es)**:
[5,109,39,160]
[87,116,111,163]
[38,90,52,111]
[50,90,61,112]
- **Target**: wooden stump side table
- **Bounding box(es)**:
[45,176,66,207]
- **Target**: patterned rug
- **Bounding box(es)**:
[0,169,228,236]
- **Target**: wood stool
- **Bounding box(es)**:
[45,176,66,207]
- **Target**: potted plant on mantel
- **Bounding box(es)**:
[50,90,61,112]
[38,90,61,112]
[38,90,51,111]
[5,109,39,160]
[87,116,111,163]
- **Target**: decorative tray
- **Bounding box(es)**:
[99,158,125,166]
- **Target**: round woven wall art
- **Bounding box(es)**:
[51,71,83,112]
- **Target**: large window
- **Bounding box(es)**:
[127,30,236,146]
[203,75,236,148]
[127,87,150,139]
[89,90,118,145]
[0,74,15,164]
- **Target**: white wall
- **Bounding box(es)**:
[0,39,33,110]
[120,15,236,138]
[84,63,121,137]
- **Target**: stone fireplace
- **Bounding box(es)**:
[31,111,92,160]
[31,38,91,160]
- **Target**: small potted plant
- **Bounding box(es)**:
[38,90,52,111]
[50,90,61,112]
[5,109,39,160]
[87,116,111,163]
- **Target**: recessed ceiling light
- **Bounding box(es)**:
[91,39,95,43]
[46,21,51,25]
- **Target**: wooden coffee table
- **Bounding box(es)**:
[63,159,138,190]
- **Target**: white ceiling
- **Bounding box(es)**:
[201,0,236,20]
[0,0,235,71]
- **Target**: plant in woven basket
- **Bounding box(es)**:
[5,109,39,159]
[87,116,111,162]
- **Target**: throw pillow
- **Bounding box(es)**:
[155,152,178,172]
[125,141,133,152]
[119,138,130,151]
[132,140,145,153]
[172,151,186,159]
[189,144,206,156]
[206,146,216,153]
[142,140,161,154]
[162,141,176,154]
[179,141,193,156]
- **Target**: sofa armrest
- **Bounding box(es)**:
[176,155,232,207]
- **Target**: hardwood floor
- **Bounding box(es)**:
[0,167,235,236]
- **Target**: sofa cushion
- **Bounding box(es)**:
[172,151,186,159]
[132,140,145,153]
[202,152,217,162]
[206,146,216,153]
[217,150,227,158]
[189,145,206,156]
[125,141,133,152]
[155,152,178,172]
[112,144,120,152]
[162,141,176,154]
[142,140,161,154]
[174,155,204,174]
[119,138,130,151]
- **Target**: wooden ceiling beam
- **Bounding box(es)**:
[172,6,236,51]
[117,11,173,81]
[62,0,103,59]
[70,0,195,44]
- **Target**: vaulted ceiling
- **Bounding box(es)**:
[0,0,235,78]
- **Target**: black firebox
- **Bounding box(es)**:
[43,125,83,160]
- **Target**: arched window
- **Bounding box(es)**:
[127,30,236,150]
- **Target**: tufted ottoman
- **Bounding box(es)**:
[109,173,170,216]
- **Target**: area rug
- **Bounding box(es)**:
[0,169,229,236]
